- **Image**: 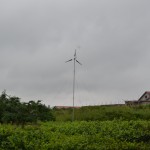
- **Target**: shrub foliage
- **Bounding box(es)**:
[0,91,55,125]
[0,121,150,149]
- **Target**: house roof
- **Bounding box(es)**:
[138,91,150,101]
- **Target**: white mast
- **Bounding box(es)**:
[66,50,82,121]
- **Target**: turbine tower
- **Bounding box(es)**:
[66,50,82,121]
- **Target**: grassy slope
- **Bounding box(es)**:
[54,105,150,121]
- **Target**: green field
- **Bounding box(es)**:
[1,93,150,150]
[0,120,150,149]
[54,105,150,121]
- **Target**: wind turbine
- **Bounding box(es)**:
[66,50,82,121]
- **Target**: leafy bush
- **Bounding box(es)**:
[0,91,55,125]
[0,121,150,149]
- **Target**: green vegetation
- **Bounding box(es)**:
[0,91,150,149]
[0,121,150,149]
[0,91,55,126]
[54,105,150,121]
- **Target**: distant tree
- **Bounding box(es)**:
[0,91,55,125]
[0,90,8,123]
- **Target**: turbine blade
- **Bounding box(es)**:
[74,50,76,57]
[65,59,72,63]
[76,60,82,65]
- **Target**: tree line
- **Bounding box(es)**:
[0,91,55,126]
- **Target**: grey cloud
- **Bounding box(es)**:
[0,0,150,106]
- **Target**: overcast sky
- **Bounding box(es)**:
[0,0,150,106]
